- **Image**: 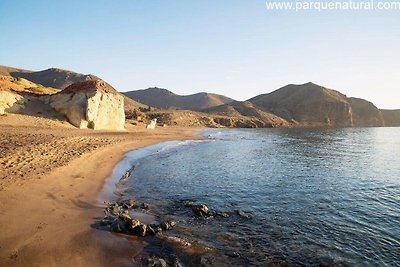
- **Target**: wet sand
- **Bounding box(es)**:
[0,114,201,266]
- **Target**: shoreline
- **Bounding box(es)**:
[98,139,207,202]
[0,125,203,267]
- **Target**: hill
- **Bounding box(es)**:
[247,82,384,127]
[124,87,234,110]
[204,100,289,127]
[0,75,59,95]
[2,65,398,128]
[0,65,147,118]
[0,65,31,76]
[347,98,384,127]
[2,66,100,89]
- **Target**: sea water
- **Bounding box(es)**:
[113,128,400,266]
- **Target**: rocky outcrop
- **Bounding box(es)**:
[50,80,125,130]
[146,119,157,129]
[0,75,59,95]
[99,199,177,237]
[347,98,384,127]
[0,90,24,115]
[0,75,58,115]
[381,109,400,126]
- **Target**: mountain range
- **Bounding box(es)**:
[126,82,397,128]
[123,87,234,110]
[0,64,399,128]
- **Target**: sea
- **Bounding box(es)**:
[105,127,400,266]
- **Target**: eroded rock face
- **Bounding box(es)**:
[381,109,400,127]
[0,90,25,115]
[50,80,125,130]
[348,98,384,127]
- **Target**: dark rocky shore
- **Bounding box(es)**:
[95,197,252,267]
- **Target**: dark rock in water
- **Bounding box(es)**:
[200,255,214,267]
[135,224,147,237]
[228,251,241,258]
[142,202,150,210]
[104,203,121,216]
[121,166,135,180]
[118,213,132,222]
[147,225,157,236]
[112,204,121,214]
[118,199,137,210]
[196,204,209,216]
[236,210,250,219]
[215,211,230,218]
[162,235,192,247]
[149,224,163,234]
[171,256,185,267]
[100,216,115,226]
[185,202,210,216]
[183,200,197,207]
[110,218,130,233]
[130,219,141,230]
[160,220,177,230]
[100,200,176,237]
[146,257,167,267]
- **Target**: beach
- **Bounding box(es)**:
[0,114,200,267]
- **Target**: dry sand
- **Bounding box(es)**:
[0,114,202,266]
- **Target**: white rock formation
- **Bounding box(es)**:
[0,90,25,115]
[50,80,125,130]
[146,118,157,129]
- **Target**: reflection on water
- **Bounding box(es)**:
[117,128,400,266]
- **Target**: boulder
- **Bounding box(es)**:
[160,220,177,230]
[135,223,147,237]
[236,210,250,219]
[50,80,125,130]
[146,257,168,267]
[185,202,210,216]
[146,118,157,129]
[215,211,230,218]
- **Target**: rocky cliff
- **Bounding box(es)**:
[380,109,400,126]
[347,98,384,127]
[0,90,24,115]
[50,80,125,130]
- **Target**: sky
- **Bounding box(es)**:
[0,0,399,109]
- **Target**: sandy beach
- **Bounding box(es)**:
[0,114,201,267]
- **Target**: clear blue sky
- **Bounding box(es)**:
[1,0,399,108]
